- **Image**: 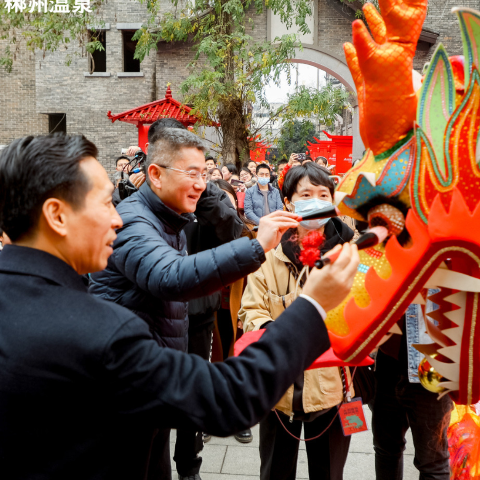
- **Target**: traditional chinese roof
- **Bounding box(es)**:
[107,86,199,126]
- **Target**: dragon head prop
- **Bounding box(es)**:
[327,0,480,405]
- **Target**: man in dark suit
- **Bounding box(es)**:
[0,134,359,480]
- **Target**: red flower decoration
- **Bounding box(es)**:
[298,231,325,268]
[298,248,321,268]
[301,231,325,249]
[277,163,292,192]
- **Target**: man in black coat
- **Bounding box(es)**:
[89,127,301,479]
[0,134,360,480]
[89,128,270,352]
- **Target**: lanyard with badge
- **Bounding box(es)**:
[274,366,368,441]
[338,367,368,436]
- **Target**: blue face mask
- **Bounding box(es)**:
[292,198,332,230]
[258,177,270,186]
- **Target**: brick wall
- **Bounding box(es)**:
[0,39,49,145]
[414,0,479,71]
[155,42,197,104]
[1,0,477,169]
[318,0,354,61]
[33,0,156,176]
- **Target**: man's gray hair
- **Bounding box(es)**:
[146,128,206,174]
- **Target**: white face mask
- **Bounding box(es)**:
[291,198,332,230]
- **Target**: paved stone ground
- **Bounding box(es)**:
[170,406,419,479]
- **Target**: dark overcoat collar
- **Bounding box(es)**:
[0,245,87,292]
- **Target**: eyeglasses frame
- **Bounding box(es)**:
[158,165,208,182]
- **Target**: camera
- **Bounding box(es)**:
[231,179,245,186]
[118,150,147,200]
[296,153,306,161]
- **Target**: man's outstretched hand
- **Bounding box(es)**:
[256,211,300,253]
[303,243,360,313]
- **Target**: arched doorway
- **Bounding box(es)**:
[288,48,364,160]
[290,47,355,92]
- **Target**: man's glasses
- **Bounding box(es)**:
[158,165,207,182]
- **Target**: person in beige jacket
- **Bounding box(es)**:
[239,162,355,480]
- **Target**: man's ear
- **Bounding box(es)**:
[41,198,69,237]
[148,163,163,189]
[284,198,292,211]
[145,143,149,154]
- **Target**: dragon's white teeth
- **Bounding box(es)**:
[419,290,467,398]
[360,171,376,187]
[423,322,449,348]
[425,291,466,342]
[444,311,462,327]
[388,323,402,335]
[334,191,347,206]
[441,326,463,344]
[424,269,480,292]
[425,290,466,352]
[426,354,460,382]
[437,382,460,399]
[443,292,467,330]
[443,291,468,310]
[437,344,460,363]
[376,333,392,347]
[438,381,460,391]
[424,319,452,348]
[412,293,426,305]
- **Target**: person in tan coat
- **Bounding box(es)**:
[239,162,355,480]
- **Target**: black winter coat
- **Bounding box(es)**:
[89,183,265,351]
[0,245,330,480]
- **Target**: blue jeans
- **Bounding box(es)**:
[371,351,453,480]
[405,303,434,383]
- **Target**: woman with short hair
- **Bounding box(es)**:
[239,167,257,188]
[209,168,223,181]
[239,162,355,480]
[315,156,328,167]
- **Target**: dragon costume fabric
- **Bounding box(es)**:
[236,0,480,412]
[329,0,480,407]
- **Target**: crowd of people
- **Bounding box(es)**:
[193,153,334,226]
[0,120,452,480]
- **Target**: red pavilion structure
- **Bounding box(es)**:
[107,86,203,150]
[108,88,274,162]
[306,131,353,175]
